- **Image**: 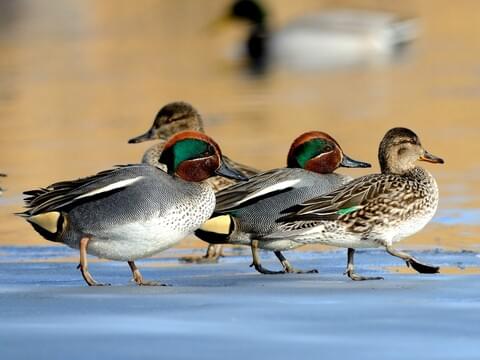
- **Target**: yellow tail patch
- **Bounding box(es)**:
[28,212,61,233]
[200,215,232,235]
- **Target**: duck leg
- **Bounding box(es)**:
[178,244,223,264]
[250,240,284,275]
[274,251,318,274]
[345,248,383,281]
[77,236,110,286]
[127,261,165,286]
[206,244,224,259]
[385,245,440,274]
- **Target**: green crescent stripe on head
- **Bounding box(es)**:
[173,139,210,171]
[295,139,327,168]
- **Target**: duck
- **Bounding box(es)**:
[265,127,444,280]
[0,173,5,195]
[19,131,248,286]
[195,131,371,274]
[129,101,259,263]
[219,0,417,71]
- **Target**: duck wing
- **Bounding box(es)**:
[214,168,309,213]
[277,173,402,224]
[20,164,156,216]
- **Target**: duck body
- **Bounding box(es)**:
[274,167,438,249]
[270,10,416,69]
[46,165,216,261]
[227,1,417,71]
[198,168,352,251]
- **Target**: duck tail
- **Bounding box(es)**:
[23,211,68,243]
[195,214,235,244]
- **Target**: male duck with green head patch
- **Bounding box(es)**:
[195,131,370,274]
[20,131,247,286]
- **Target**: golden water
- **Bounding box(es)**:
[0,0,479,250]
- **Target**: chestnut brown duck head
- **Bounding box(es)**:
[159,131,248,182]
[287,131,371,174]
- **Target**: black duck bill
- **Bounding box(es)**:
[340,154,371,168]
[215,160,249,181]
[128,129,157,144]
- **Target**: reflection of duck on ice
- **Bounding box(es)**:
[219,0,418,71]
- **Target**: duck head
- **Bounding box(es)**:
[378,127,444,174]
[128,102,204,144]
[287,131,371,173]
[230,0,267,25]
[159,131,248,182]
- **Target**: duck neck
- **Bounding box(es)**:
[143,140,168,167]
[379,151,416,175]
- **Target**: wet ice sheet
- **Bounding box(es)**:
[0,247,480,360]
[434,208,480,225]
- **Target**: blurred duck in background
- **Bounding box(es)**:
[195,131,370,274]
[217,0,418,72]
[0,173,6,195]
[129,102,259,263]
[19,132,248,286]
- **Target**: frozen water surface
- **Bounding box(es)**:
[0,247,479,360]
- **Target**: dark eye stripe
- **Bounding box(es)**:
[393,139,417,146]
[164,114,191,124]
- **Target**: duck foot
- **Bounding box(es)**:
[76,263,110,286]
[178,244,223,264]
[78,237,110,286]
[128,261,169,286]
[345,269,383,281]
[274,251,318,274]
[249,240,285,274]
[386,245,440,274]
[345,248,383,281]
[406,259,440,274]
[249,262,285,274]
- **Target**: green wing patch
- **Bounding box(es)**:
[337,205,363,216]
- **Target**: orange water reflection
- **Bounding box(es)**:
[0,0,479,249]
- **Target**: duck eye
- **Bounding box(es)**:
[323,145,333,152]
[164,117,176,124]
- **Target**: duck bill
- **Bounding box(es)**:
[215,161,249,181]
[128,129,156,144]
[340,154,371,168]
[419,150,444,164]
